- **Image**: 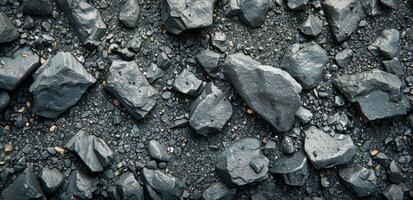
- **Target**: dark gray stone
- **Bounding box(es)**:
[21,0,54,16]
[295,106,313,124]
[106,60,157,120]
[119,0,141,28]
[148,140,170,162]
[362,0,383,16]
[202,182,236,200]
[173,69,204,96]
[335,49,353,68]
[0,13,19,43]
[126,37,142,53]
[270,151,310,186]
[281,136,295,155]
[142,168,184,200]
[115,172,144,200]
[339,165,377,198]
[287,0,309,11]
[66,170,98,199]
[227,0,272,27]
[1,168,46,200]
[383,58,403,76]
[382,184,404,200]
[380,0,398,9]
[369,29,400,59]
[115,48,135,61]
[196,49,221,76]
[157,52,170,69]
[29,52,96,118]
[0,91,9,112]
[146,63,165,83]
[388,160,403,184]
[211,32,228,52]
[39,168,64,194]
[299,14,323,37]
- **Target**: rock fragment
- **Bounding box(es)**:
[156,52,171,69]
[383,58,403,76]
[173,69,204,96]
[114,172,144,200]
[202,182,236,200]
[196,49,221,76]
[270,151,310,186]
[142,168,184,200]
[146,63,165,83]
[21,0,54,16]
[299,15,323,37]
[119,0,141,28]
[1,168,46,200]
[380,0,398,9]
[287,0,309,11]
[0,91,10,112]
[335,49,353,68]
[0,13,19,43]
[388,160,403,184]
[295,106,313,124]
[368,29,400,59]
[382,184,404,200]
[362,0,383,16]
[148,140,170,162]
[65,170,98,199]
[211,32,228,52]
[281,136,295,155]
[226,0,272,27]
[39,167,64,194]
[339,165,377,198]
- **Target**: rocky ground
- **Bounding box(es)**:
[0,0,412,199]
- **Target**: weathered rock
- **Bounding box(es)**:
[339,165,378,198]
[362,0,383,16]
[380,0,398,9]
[148,140,170,162]
[39,167,64,194]
[29,52,96,118]
[383,58,403,76]
[142,168,184,200]
[0,13,19,43]
[146,63,165,83]
[1,168,46,200]
[202,182,236,200]
[335,49,353,68]
[173,69,204,96]
[0,48,39,91]
[299,14,323,37]
[115,48,135,61]
[0,91,10,112]
[280,42,328,90]
[270,151,310,186]
[369,29,400,59]
[226,0,272,27]
[66,170,98,199]
[323,0,362,42]
[216,138,269,186]
[189,82,232,136]
[196,49,221,76]
[295,106,313,124]
[304,126,356,169]
[211,32,228,52]
[224,53,301,132]
[21,0,54,16]
[382,184,404,200]
[281,136,295,155]
[115,172,144,200]
[56,0,107,49]
[287,0,309,11]
[156,52,170,69]
[161,0,216,34]
[66,130,114,172]
[119,0,141,28]
[388,160,403,184]
[106,60,157,120]
[126,37,142,52]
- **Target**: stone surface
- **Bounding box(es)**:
[65,170,98,199]
[380,0,398,9]
[335,49,353,68]
[287,0,309,11]
[196,49,221,76]
[202,182,236,200]
[339,165,377,198]
[299,14,323,37]
[295,106,313,124]
[146,63,165,83]
[281,136,295,155]
[362,0,383,16]
[270,151,310,186]
[119,0,141,28]
[0,13,19,43]
[115,172,144,200]
[0,91,10,112]
[1,168,46,200]
[369,29,400,59]
[39,167,64,193]
[142,168,184,200]
[224,53,302,132]
[383,58,403,76]
[173,69,204,96]
[388,160,403,184]
[106,60,157,120]
[21,0,54,16]
[211,32,228,52]
[148,140,170,162]
[382,184,404,200]
[226,0,272,27]
[29,52,96,118]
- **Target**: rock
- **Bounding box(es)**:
[202,182,236,200]
[380,0,398,9]
[338,165,377,198]
[0,91,10,112]
[295,106,313,124]
[156,52,171,69]
[362,0,383,16]
[39,168,64,194]
[115,172,144,200]
[29,52,96,118]
[0,13,19,43]
[335,49,353,68]
[270,151,310,186]
[281,136,295,155]
[196,49,221,76]
[66,170,98,199]
[383,58,403,76]
[21,0,54,16]
[189,82,233,136]
[148,140,170,162]
[280,42,328,90]
[368,29,400,59]
[66,130,114,172]
[106,60,157,120]
[224,53,302,132]
[216,138,269,186]
[146,63,165,83]
[211,32,228,53]
[119,0,141,28]
[142,168,184,200]
[56,0,107,49]
[115,48,135,61]
[0,48,39,91]
[161,0,216,34]
[299,14,323,37]
[388,160,403,184]
[287,0,309,10]
[1,168,46,200]
[226,0,272,27]
[382,184,404,200]
[126,37,142,52]
[173,69,204,96]
[323,0,362,42]
[304,126,356,169]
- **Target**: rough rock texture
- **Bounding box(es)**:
[39,167,64,194]
[295,106,313,124]
[0,13,19,43]
[211,31,228,52]
[65,170,98,199]
[380,0,398,9]
[287,0,309,11]
[148,140,170,161]
[202,182,236,200]
[335,49,353,68]
[216,138,269,187]
[388,160,403,184]
[362,0,383,16]
[0,91,10,112]
[0,48,39,91]
[368,29,400,59]
[21,0,54,16]
[146,63,165,83]
[339,165,378,198]
[383,57,403,76]
[106,60,157,120]
[304,126,356,169]
[173,68,204,96]
[270,151,310,186]
[1,168,46,200]
[66,130,114,172]
[189,82,233,136]
[119,0,141,28]
[299,14,323,37]
[142,168,184,200]
[382,184,404,200]
[226,0,272,27]
[224,53,302,132]
[196,49,221,76]
[115,172,144,200]
[29,52,96,118]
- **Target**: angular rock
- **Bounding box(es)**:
[66,170,98,199]
[362,0,383,16]
[211,32,228,53]
[1,168,46,200]
[368,29,400,59]
[202,182,236,200]
[0,48,39,91]
[156,52,170,69]
[56,0,107,49]
[380,0,398,9]
[106,60,157,120]
[323,0,362,42]
[299,14,323,37]
[119,0,141,28]
[280,42,328,90]
[0,91,9,112]
[226,0,272,27]
[148,140,170,162]
[142,168,184,200]
[224,53,301,132]
[382,184,404,200]
[335,49,353,68]
[339,165,378,198]
[216,138,269,186]
[304,126,356,169]
[115,172,144,200]
[287,0,309,11]
[196,49,221,76]
[39,167,64,194]
[21,0,54,16]
[66,130,114,172]
[295,106,313,124]
[388,160,403,184]
[161,0,216,34]
[146,63,165,83]
[281,136,295,155]
[0,13,19,43]
[29,52,96,118]
[270,151,310,186]
[173,69,204,96]
[383,58,403,76]
[189,82,233,136]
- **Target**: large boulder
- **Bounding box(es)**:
[224,53,302,132]
[65,170,98,199]
[226,0,272,27]
[114,172,144,200]
[339,165,378,198]
[161,0,216,34]
[0,13,19,43]
[21,0,54,16]
[106,60,157,120]
[119,0,141,28]
[368,29,400,59]
[142,168,184,200]
[270,151,310,187]
[1,168,46,200]
[29,52,96,118]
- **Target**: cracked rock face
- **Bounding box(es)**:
[29,52,96,118]
[270,151,310,186]
[224,53,302,132]
[65,170,98,199]
[21,0,54,16]
[161,0,216,34]
[202,182,236,200]
[115,172,144,200]
[142,168,184,200]
[216,138,269,187]
[299,14,323,37]
[227,0,272,27]
[0,13,19,43]
[339,165,378,198]
[119,0,141,28]
[1,168,46,200]
[106,60,157,120]
[368,29,400,59]
[304,126,356,169]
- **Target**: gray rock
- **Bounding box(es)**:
[0,13,19,43]
[304,126,356,169]
[148,140,170,162]
[383,58,403,76]
[196,49,221,76]
[323,0,362,42]
[362,0,383,16]
[115,172,144,200]
[335,49,353,68]
[295,106,313,124]
[56,0,107,49]
[227,0,272,27]
[29,52,96,118]
[287,0,309,11]
[216,138,269,186]
[380,0,398,9]
[142,168,184,200]
[0,91,9,112]
[161,0,216,34]
[106,60,157,120]
[0,48,39,91]
[66,170,98,199]
[1,168,46,200]
[173,69,204,96]
[280,42,328,90]
[211,32,228,53]
[382,184,404,200]
[388,160,403,184]
[119,0,141,28]
[299,14,323,37]
[202,182,236,200]
[270,151,310,186]
[189,82,232,136]
[146,63,165,83]
[157,52,171,69]
[339,165,377,198]
[369,29,400,59]
[66,130,114,172]
[281,136,295,155]
[21,0,54,16]
[126,37,142,52]
[39,168,64,194]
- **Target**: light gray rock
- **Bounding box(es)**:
[146,63,165,83]
[270,151,310,186]
[196,49,221,76]
[296,106,313,124]
[369,29,400,59]
[142,168,184,200]
[211,32,228,53]
[202,182,236,200]
[173,69,204,96]
[0,13,19,43]
[21,0,54,16]
[148,140,170,162]
[119,0,141,28]
[299,14,323,37]
[226,0,272,27]
[339,165,378,198]
[287,0,309,11]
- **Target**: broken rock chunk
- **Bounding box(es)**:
[0,91,10,112]
[1,168,46,200]
[143,168,184,200]
[368,29,400,59]
[148,140,170,162]
[270,151,310,186]
[383,58,403,76]
[299,14,323,37]
[115,172,144,200]
[382,184,404,200]
[362,0,383,16]
[388,160,403,184]
[335,49,353,68]
[226,0,272,27]
[39,167,64,194]
[146,63,165,83]
[173,69,204,96]
[0,13,19,43]
[380,0,398,9]
[65,170,98,199]
[21,0,54,16]
[211,32,228,53]
[196,49,221,76]
[287,0,309,11]
[119,0,141,28]
[339,165,378,198]
[202,182,236,200]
